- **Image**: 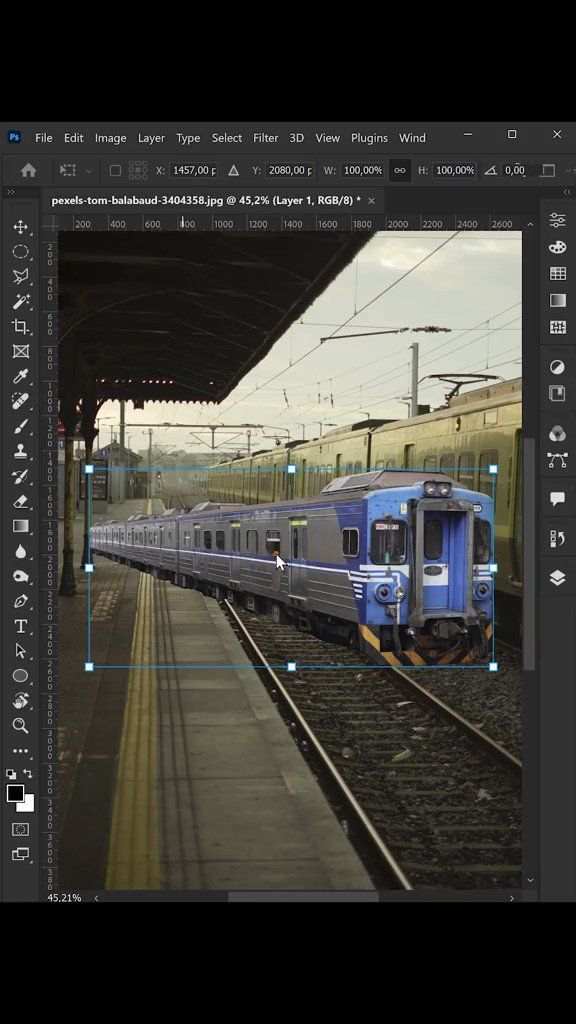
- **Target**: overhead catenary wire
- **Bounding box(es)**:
[268,298,522,431]
[300,306,522,429]
[309,345,521,429]
[217,232,461,418]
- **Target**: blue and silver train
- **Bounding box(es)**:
[90,470,494,666]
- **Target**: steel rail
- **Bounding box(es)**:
[384,665,522,774]
[224,599,413,891]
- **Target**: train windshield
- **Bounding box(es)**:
[371,520,406,564]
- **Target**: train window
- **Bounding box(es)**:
[458,453,475,488]
[386,459,395,469]
[424,520,443,560]
[204,531,212,550]
[216,530,225,551]
[292,528,298,559]
[342,528,360,558]
[184,531,191,548]
[246,530,258,554]
[266,530,281,556]
[424,455,437,469]
[440,454,455,471]
[375,460,384,470]
[371,520,406,564]
[479,451,498,501]
[474,519,491,564]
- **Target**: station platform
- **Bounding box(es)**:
[59,499,372,892]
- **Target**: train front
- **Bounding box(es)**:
[361,476,493,666]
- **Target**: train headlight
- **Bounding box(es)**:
[375,583,392,603]
[423,481,436,496]
[394,585,406,601]
[437,482,451,497]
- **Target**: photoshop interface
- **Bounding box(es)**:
[0,121,572,902]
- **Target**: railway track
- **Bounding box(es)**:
[224,601,522,891]
[161,490,187,509]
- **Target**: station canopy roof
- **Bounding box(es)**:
[59,231,372,407]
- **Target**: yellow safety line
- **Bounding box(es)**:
[106,499,160,890]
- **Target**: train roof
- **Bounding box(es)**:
[322,469,454,493]
[211,379,522,469]
[313,417,393,440]
[448,376,521,407]
[371,381,521,436]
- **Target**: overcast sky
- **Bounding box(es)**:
[97,231,522,458]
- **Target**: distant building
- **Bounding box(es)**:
[94,441,144,501]
[96,440,143,467]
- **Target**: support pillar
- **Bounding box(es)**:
[59,404,78,596]
[80,395,98,568]
[119,399,126,503]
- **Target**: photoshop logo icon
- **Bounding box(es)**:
[8,130,22,143]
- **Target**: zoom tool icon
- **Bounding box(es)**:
[549,425,567,442]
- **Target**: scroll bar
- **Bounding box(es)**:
[523,437,535,671]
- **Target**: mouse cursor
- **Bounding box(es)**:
[275,554,286,572]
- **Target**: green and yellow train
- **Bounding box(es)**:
[202,377,522,620]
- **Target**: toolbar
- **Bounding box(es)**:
[2,195,57,899]
[540,200,576,595]
[2,154,575,187]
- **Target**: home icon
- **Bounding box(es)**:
[21,163,36,178]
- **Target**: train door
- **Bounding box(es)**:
[404,444,415,469]
[422,513,450,610]
[230,523,242,585]
[289,519,307,600]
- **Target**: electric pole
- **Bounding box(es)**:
[147,429,153,499]
[410,342,419,418]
